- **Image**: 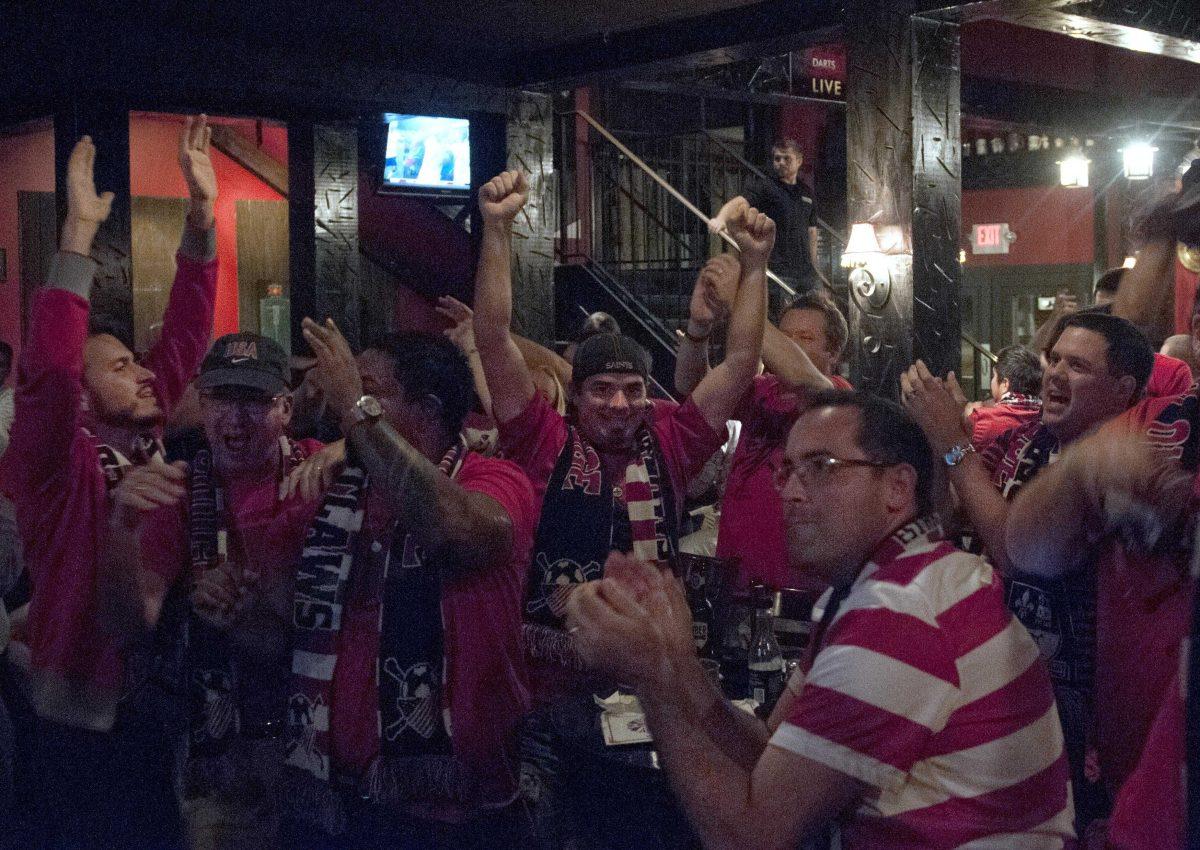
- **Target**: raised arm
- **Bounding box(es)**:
[0,137,111,497]
[471,170,536,424]
[1004,426,1190,578]
[762,323,832,393]
[142,115,219,411]
[1112,241,1177,348]
[901,361,1014,570]
[1031,290,1078,356]
[303,317,515,577]
[1112,193,1193,347]
[690,199,772,433]
[674,255,739,396]
[437,295,493,416]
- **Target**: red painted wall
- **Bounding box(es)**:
[0,120,55,381]
[129,112,286,337]
[962,20,1200,99]
[962,186,1095,266]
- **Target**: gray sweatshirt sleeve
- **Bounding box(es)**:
[45,251,99,301]
[178,221,217,262]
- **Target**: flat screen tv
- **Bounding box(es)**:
[381,113,471,197]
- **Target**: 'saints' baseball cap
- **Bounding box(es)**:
[572,333,651,384]
[196,332,290,395]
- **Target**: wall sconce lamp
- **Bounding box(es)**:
[1058,152,1090,188]
[1122,142,1156,180]
[841,222,895,310]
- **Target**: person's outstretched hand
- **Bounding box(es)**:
[279,440,346,502]
[900,360,971,456]
[62,136,114,255]
[437,295,478,355]
[687,254,740,329]
[179,115,217,229]
[302,317,364,431]
[110,455,188,530]
[479,170,528,226]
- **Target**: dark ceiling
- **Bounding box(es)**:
[0,0,1197,124]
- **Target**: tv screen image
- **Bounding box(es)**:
[382,114,471,192]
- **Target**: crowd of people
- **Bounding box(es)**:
[0,115,1196,850]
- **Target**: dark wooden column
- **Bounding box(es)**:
[55,100,132,345]
[289,120,362,353]
[506,92,558,346]
[313,122,362,351]
[288,119,316,355]
[845,4,961,395]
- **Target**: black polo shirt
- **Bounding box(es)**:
[743,175,817,281]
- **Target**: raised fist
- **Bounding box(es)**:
[723,197,776,266]
[66,136,115,227]
[479,170,528,225]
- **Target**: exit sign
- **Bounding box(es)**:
[971,223,1014,255]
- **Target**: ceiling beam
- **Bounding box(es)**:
[981,2,1200,65]
[209,125,289,197]
[506,0,845,87]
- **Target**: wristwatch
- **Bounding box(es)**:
[349,394,383,426]
[943,442,976,467]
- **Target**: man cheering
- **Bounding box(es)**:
[568,393,1074,848]
[0,117,218,848]
[471,170,770,692]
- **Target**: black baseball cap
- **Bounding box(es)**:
[571,333,651,384]
[196,332,290,395]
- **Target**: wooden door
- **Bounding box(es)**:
[236,199,289,335]
[131,196,189,353]
[17,190,56,341]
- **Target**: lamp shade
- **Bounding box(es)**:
[841,222,881,267]
[1059,153,1090,188]
[1122,142,1156,180]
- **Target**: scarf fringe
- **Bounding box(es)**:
[280,755,480,836]
[522,623,585,669]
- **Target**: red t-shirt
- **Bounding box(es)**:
[497,391,721,517]
[1093,391,1197,792]
[1105,673,1185,849]
[328,451,536,806]
[143,438,326,588]
[968,395,1042,453]
[717,374,852,591]
[1147,353,1193,399]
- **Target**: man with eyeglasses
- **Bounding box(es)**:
[101,331,329,846]
[567,391,1074,848]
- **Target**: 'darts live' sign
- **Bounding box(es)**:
[797,45,845,101]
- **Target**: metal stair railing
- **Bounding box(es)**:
[559,110,986,381]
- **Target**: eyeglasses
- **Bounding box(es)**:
[772,454,896,491]
[200,391,284,414]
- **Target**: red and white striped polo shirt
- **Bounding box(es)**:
[770,518,1075,849]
